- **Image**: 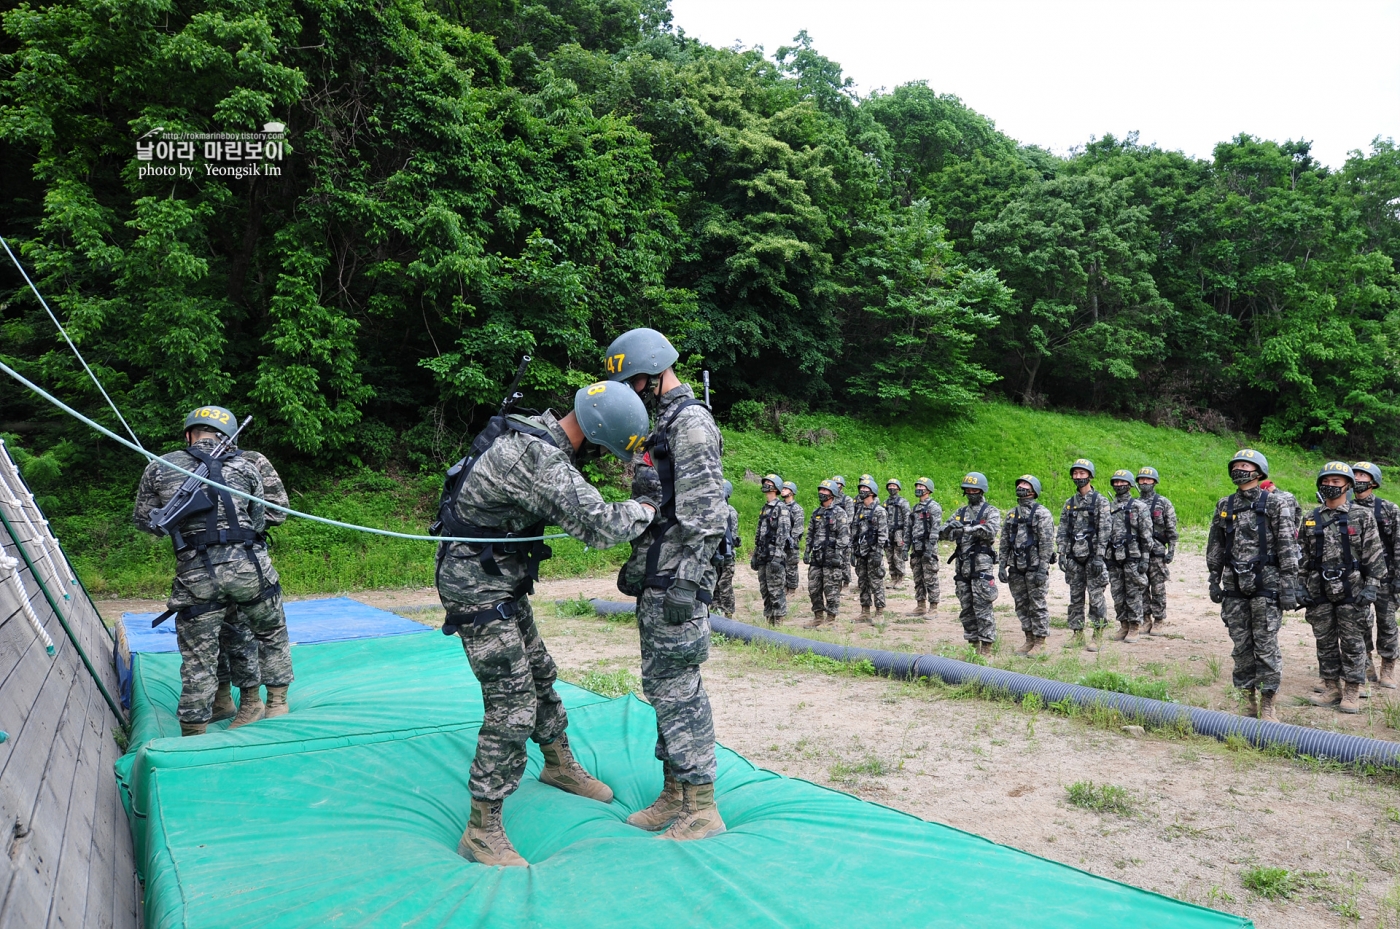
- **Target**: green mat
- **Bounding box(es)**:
[115,629,1250,928]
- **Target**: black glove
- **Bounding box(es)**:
[1359,584,1379,605]
[749,554,759,571]
[802,552,810,565]
[663,579,700,624]
[1277,586,1298,611]
[1138,559,1150,576]
[633,495,658,514]
[1090,557,1106,575]
[1208,576,1223,604]
[1165,547,1175,565]
[1294,581,1315,608]
[1392,576,1400,595]
[1048,552,1057,565]
[998,565,1008,584]
[1036,566,1051,582]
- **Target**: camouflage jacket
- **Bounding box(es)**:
[134,438,284,569]
[805,502,850,567]
[851,499,888,558]
[837,491,857,526]
[1106,491,1153,564]
[909,498,943,555]
[619,460,665,596]
[438,411,652,608]
[1299,499,1388,602]
[884,493,912,543]
[1057,488,1111,564]
[1137,488,1178,557]
[645,385,726,588]
[753,498,792,565]
[1205,486,1299,597]
[1000,500,1056,572]
[723,504,742,562]
[1355,494,1400,581]
[940,499,1000,576]
[786,500,806,550]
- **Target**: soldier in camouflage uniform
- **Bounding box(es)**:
[1260,479,1304,565]
[436,380,655,866]
[1298,462,1389,714]
[1105,469,1153,643]
[1135,467,1178,636]
[907,477,942,617]
[884,479,912,588]
[941,472,1001,654]
[781,481,805,596]
[1353,462,1400,690]
[803,479,850,627]
[707,479,740,618]
[1206,449,1300,722]
[851,475,889,621]
[999,475,1057,656]
[833,475,856,589]
[1057,459,1112,652]
[133,406,293,737]
[606,328,727,842]
[752,474,792,625]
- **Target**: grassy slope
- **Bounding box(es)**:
[61,401,1332,599]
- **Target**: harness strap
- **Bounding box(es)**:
[151,581,282,628]
[442,598,519,636]
[1065,490,1102,562]
[642,398,709,589]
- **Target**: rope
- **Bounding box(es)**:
[0,552,57,656]
[0,439,74,598]
[0,360,569,545]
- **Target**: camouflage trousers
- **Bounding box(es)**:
[909,551,940,605]
[885,542,909,585]
[1146,557,1171,622]
[216,617,259,688]
[1106,560,1147,627]
[1306,599,1370,685]
[854,551,886,609]
[785,551,801,592]
[450,596,568,801]
[169,548,293,723]
[955,571,998,643]
[637,587,716,785]
[1362,593,1399,661]
[808,564,843,617]
[1008,567,1050,638]
[1063,558,1109,631]
[711,559,736,617]
[756,558,788,618]
[1222,595,1283,693]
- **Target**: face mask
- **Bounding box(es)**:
[1230,469,1257,486]
[915,491,928,499]
[1137,482,1154,495]
[964,491,984,503]
[1319,484,1349,501]
[819,494,832,505]
[1015,487,1034,499]
[1073,477,1091,489]
[1113,484,1131,497]
[1354,480,1373,494]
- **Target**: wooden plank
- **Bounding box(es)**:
[43,676,97,928]
[82,722,119,929]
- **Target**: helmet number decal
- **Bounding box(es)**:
[605,353,626,375]
[587,383,607,395]
[197,407,230,424]
[623,434,643,452]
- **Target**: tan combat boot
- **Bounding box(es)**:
[1066,629,1085,649]
[1027,636,1047,657]
[1015,631,1034,656]
[180,721,207,737]
[873,609,886,627]
[659,782,726,841]
[1367,655,1380,683]
[1140,617,1154,637]
[458,798,527,866]
[978,641,995,658]
[856,607,873,625]
[539,734,614,803]
[1147,619,1168,636]
[802,611,827,629]
[1124,623,1141,644]
[1112,622,1130,642]
[1309,679,1341,707]
[1259,691,1278,722]
[910,600,927,617]
[1086,628,1103,653]
[1381,658,1397,690]
[264,685,290,719]
[1242,687,1258,718]
[210,682,236,722]
[227,687,265,730]
[628,775,684,831]
[1313,679,1327,693]
[1339,681,1362,714]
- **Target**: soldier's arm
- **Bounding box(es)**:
[1039,508,1057,565]
[1056,505,1070,552]
[997,517,1012,566]
[837,509,852,553]
[778,507,793,555]
[1361,511,1389,587]
[983,508,1002,552]
[875,506,889,547]
[1136,502,1154,554]
[1271,497,1300,578]
[249,452,290,527]
[1205,508,1226,576]
[1164,499,1179,547]
[1093,497,1111,560]
[668,410,726,584]
[132,460,165,534]
[529,449,654,549]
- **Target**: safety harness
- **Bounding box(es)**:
[808,506,842,564]
[1107,496,1144,563]
[910,502,937,553]
[640,398,713,605]
[948,501,996,580]
[1306,505,1363,604]
[1006,502,1044,570]
[1221,490,1275,599]
[1144,492,1171,544]
[1063,490,1103,563]
[885,496,908,535]
[754,500,786,564]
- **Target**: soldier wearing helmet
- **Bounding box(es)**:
[907,477,942,617]
[1205,449,1300,722]
[940,472,1001,655]
[603,328,727,841]
[803,479,851,627]
[781,481,805,597]
[1104,469,1153,644]
[708,479,741,619]
[884,479,913,589]
[1135,466,1178,635]
[851,475,890,622]
[1056,458,1112,651]
[133,406,295,737]
[999,475,1057,656]
[1352,462,1400,689]
[832,475,856,589]
[752,474,793,625]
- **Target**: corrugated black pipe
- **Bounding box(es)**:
[583,598,1400,769]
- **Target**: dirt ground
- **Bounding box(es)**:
[97,549,1400,928]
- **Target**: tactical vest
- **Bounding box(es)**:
[885,496,908,534]
[640,398,714,604]
[1005,503,1044,570]
[948,501,996,579]
[713,509,737,563]
[1368,496,1398,574]
[1062,490,1103,563]
[1221,490,1276,599]
[1305,505,1363,604]
[1140,492,1170,544]
[1107,496,1144,563]
[755,501,786,565]
[910,503,937,553]
[853,503,881,555]
[809,506,843,564]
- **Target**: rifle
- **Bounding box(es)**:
[702,369,711,409]
[148,415,254,537]
[500,355,531,417]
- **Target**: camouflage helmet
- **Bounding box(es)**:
[1110,469,1135,485]
[782,480,798,496]
[722,479,734,499]
[1015,474,1042,496]
[573,381,650,461]
[960,471,989,493]
[1069,458,1096,479]
[832,475,847,488]
[1137,466,1161,484]
[762,472,783,492]
[184,405,239,439]
[886,478,902,491]
[1229,449,1270,479]
[1353,461,1383,487]
[1317,460,1355,488]
[857,474,878,495]
[818,479,839,497]
[914,477,934,495]
[602,327,679,382]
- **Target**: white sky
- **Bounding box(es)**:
[668,0,1400,168]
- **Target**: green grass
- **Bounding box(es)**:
[1077,669,1172,702]
[829,754,890,783]
[574,668,640,698]
[555,595,598,617]
[1241,866,1296,900]
[1066,780,1137,815]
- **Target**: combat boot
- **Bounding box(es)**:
[856,607,873,625]
[264,685,290,719]
[1027,636,1048,657]
[977,641,995,658]
[802,611,827,629]
[540,734,614,803]
[659,783,726,841]
[1140,617,1154,637]
[1147,619,1168,636]
[180,721,207,737]
[874,609,886,627]
[628,775,684,831]
[227,687,265,730]
[1014,631,1034,656]
[1313,679,1327,693]
[910,600,927,617]
[1241,687,1258,718]
[1259,691,1278,722]
[1124,623,1141,644]
[1086,628,1103,653]
[1066,629,1085,649]
[210,682,236,722]
[1309,680,1342,707]
[1112,622,1129,642]
[458,798,527,866]
[1340,681,1362,714]
[1367,654,1380,683]
[1381,659,1397,690]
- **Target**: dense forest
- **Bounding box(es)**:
[2,0,1398,480]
